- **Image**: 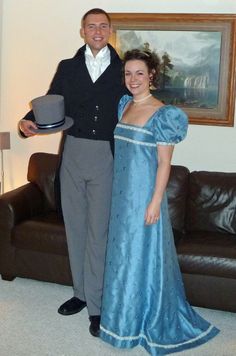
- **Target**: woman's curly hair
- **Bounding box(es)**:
[123,49,160,88]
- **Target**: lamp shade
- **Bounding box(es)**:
[0,132,10,150]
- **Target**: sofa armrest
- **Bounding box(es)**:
[0,183,45,279]
[0,183,45,228]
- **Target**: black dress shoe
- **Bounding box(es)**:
[89,315,101,337]
[58,297,86,315]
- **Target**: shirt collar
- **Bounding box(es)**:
[85,45,110,60]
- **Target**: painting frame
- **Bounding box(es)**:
[109,13,236,126]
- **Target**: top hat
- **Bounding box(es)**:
[31,95,74,134]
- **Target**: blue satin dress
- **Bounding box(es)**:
[100,95,219,355]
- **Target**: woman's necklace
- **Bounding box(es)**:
[133,93,152,103]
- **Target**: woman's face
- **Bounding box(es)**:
[124,59,151,96]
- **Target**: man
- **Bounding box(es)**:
[19,8,125,337]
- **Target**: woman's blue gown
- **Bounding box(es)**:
[100,95,219,355]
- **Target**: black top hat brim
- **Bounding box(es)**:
[32,116,74,134]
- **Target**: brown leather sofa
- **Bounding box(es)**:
[0,152,236,312]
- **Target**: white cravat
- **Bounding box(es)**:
[85,45,110,82]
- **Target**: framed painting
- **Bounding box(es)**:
[109,13,236,126]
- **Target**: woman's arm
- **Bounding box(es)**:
[145,145,174,225]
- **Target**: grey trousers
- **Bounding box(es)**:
[60,136,113,315]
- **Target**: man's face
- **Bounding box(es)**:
[80,14,112,56]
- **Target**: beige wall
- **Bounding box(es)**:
[0,0,2,124]
[0,0,236,192]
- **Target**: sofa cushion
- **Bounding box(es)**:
[186,171,236,234]
[27,152,59,211]
[177,231,236,279]
[12,212,67,256]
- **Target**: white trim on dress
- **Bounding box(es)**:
[117,123,153,136]
[100,324,215,349]
[114,135,156,147]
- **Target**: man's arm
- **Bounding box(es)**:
[19,61,64,137]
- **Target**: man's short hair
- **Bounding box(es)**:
[81,8,111,27]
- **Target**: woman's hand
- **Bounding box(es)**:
[145,200,161,225]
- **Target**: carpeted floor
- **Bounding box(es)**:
[0,277,235,356]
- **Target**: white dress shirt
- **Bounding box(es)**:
[85,45,111,83]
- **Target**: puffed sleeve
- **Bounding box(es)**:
[152,105,188,145]
[118,95,132,121]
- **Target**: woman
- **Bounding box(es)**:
[100,49,219,355]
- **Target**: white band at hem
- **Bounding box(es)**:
[100,324,215,349]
